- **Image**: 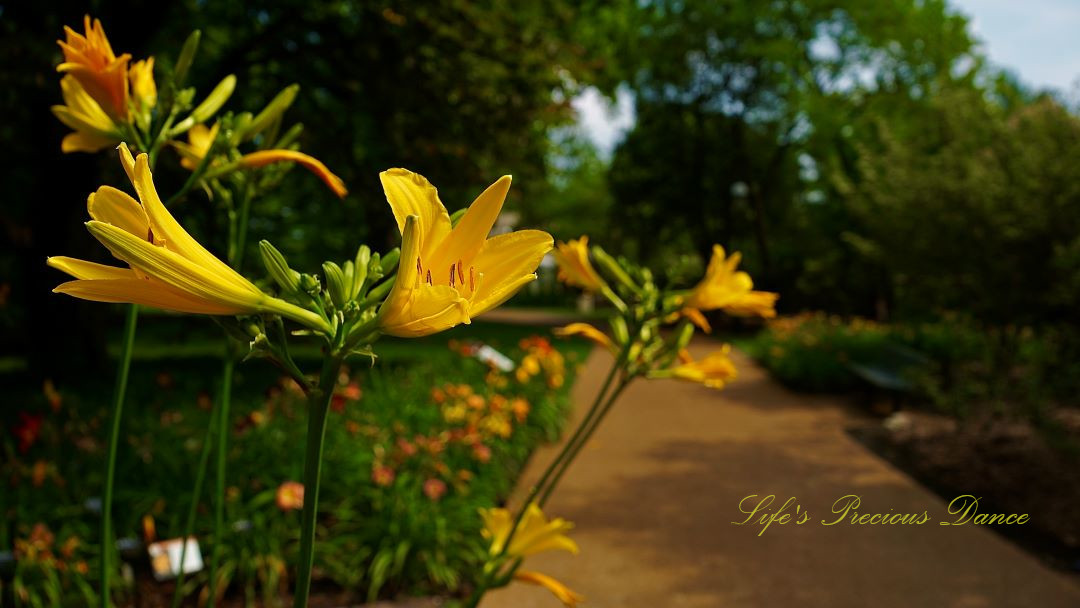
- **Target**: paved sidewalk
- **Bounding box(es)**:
[482,341,1080,608]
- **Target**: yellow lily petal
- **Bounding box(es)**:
[129,56,156,109]
[58,76,116,133]
[468,229,553,315]
[61,131,115,153]
[668,346,738,389]
[554,323,615,352]
[47,256,134,280]
[430,175,511,269]
[87,187,150,238]
[682,307,712,333]
[552,236,607,292]
[469,273,538,318]
[239,149,348,198]
[51,105,116,139]
[85,220,265,312]
[513,570,585,608]
[54,279,244,315]
[380,168,452,262]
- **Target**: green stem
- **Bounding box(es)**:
[100,304,139,608]
[169,394,217,608]
[538,379,632,506]
[207,354,235,605]
[233,185,254,268]
[293,355,339,608]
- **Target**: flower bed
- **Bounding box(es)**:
[2,321,589,605]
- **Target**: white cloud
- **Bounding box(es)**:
[572,86,636,158]
[950,0,1080,92]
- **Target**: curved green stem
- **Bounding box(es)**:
[499,359,619,554]
[293,355,340,608]
[496,337,632,560]
[538,379,632,506]
[100,303,139,607]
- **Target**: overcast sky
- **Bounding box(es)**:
[576,0,1080,156]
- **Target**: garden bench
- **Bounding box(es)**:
[846,342,931,413]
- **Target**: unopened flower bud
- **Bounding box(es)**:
[259,240,301,293]
[675,321,695,351]
[275,123,304,148]
[190,75,236,124]
[173,30,201,88]
[244,84,299,141]
[352,245,371,299]
[610,316,629,345]
[380,247,401,274]
[591,245,639,293]
[323,261,347,308]
[299,273,321,295]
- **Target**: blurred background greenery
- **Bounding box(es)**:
[5,0,1080,375]
[4,0,1080,602]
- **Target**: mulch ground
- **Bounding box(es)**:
[850,407,1080,575]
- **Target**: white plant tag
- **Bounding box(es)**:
[475,344,515,372]
[147,537,203,581]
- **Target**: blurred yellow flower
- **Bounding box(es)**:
[56,16,131,121]
[173,122,220,170]
[680,245,778,331]
[377,169,552,337]
[552,236,606,292]
[51,76,123,153]
[47,144,328,332]
[128,56,157,112]
[513,570,584,608]
[481,503,578,558]
[668,346,737,389]
[554,322,616,354]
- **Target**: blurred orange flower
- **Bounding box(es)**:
[275,481,304,511]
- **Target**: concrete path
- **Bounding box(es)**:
[482,341,1080,608]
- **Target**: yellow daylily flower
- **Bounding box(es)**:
[554,323,616,354]
[514,570,585,607]
[481,503,578,558]
[47,144,328,332]
[679,245,778,331]
[552,236,607,292]
[52,76,123,153]
[173,122,220,170]
[376,169,553,337]
[129,56,157,112]
[57,16,131,121]
[667,346,738,389]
